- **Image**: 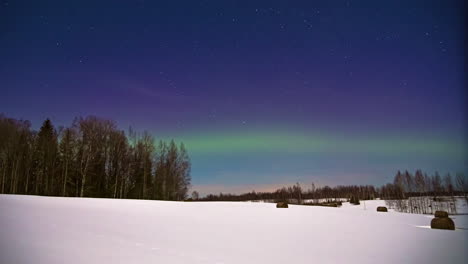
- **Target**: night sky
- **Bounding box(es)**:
[1,0,466,194]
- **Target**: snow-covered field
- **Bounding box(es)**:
[0,195,467,264]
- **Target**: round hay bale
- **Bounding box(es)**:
[434,211,448,218]
[276,202,288,208]
[431,217,455,230]
[377,206,388,212]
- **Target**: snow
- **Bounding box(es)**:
[455,197,468,214]
[0,195,467,264]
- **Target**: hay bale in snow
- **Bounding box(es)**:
[377,206,388,212]
[276,202,288,208]
[434,211,448,218]
[431,217,455,230]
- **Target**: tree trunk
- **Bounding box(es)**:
[35,169,40,195]
[120,173,125,198]
[75,179,79,197]
[143,160,147,199]
[113,164,119,198]
[113,172,118,198]
[51,155,57,195]
[10,159,18,193]
[162,175,166,200]
[80,155,90,197]
[25,166,30,194]
[12,158,19,194]
[44,163,49,195]
[80,171,87,197]
[1,160,6,194]
[62,158,68,196]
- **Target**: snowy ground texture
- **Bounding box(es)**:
[1,195,467,264]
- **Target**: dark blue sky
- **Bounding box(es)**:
[1,0,466,194]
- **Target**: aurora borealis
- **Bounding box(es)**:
[1,0,466,194]
[170,128,466,194]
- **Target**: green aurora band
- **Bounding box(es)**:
[165,131,465,158]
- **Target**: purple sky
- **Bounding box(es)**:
[1,0,466,194]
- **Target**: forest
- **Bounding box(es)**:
[0,114,191,200]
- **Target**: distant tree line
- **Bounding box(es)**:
[198,171,467,208]
[199,183,378,203]
[0,114,191,200]
[380,170,467,199]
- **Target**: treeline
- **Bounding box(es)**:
[0,114,191,200]
[380,170,467,199]
[199,183,378,203]
[381,170,467,214]
[199,171,467,203]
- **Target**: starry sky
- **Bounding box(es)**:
[1,0,467,194]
